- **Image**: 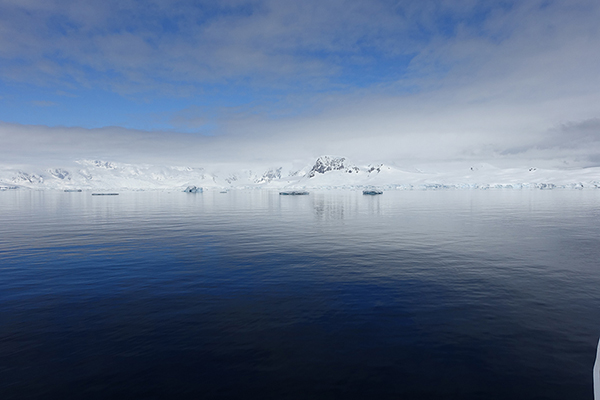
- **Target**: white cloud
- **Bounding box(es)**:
[0,122,211,167]
[0,0,599,169]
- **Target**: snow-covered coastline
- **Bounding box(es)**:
[1,156,599,191]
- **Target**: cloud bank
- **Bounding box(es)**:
[0,0,599,169]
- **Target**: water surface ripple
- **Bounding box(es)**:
[1,190,599,399]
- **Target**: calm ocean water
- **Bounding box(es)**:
[1,189,599,399]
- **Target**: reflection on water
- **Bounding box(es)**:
[310,192,383,221]
[1,189,600,399]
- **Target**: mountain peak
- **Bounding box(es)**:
[309,156,348,178]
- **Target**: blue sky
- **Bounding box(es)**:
[1,0,599,167]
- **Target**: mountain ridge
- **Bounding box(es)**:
[1,156,599,191]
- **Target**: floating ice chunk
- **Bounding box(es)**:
[362,190,383,195]
[279,191,309,195]
[184,186,203,193]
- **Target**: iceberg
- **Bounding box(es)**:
[184,186,203,193]
[279,191,309,195]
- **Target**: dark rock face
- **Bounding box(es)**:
[13,172,44,184]
[49,168,71,180]
[309,156,347,178]
[225,175,238,184]
[256,167,282,183]
[92,161,116,169]
[308,156,383,178]
[367,164,382,173]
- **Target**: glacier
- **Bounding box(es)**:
[0,156,599,192]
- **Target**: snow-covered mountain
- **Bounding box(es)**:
[1,156,599,191]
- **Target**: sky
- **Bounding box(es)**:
[0,0,599,169]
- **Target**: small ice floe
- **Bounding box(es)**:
[279,191,309,195]
[362,190,383,195]
[183,186,203,193]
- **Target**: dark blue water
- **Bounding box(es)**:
[1,189,599,399]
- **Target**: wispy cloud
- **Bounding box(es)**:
[31,100,58,107]
[5,0,583,94]
[0,0,599,169]
[55,90,78,98]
